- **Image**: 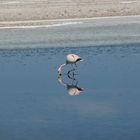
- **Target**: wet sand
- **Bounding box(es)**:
[0,0,140,26]
[0,16,140,49]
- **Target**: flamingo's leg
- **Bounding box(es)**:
[67,68,75,75]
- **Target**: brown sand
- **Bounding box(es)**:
[0,0,140,25]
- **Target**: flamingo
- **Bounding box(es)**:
[58,54,83,75]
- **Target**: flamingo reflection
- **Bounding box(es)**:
[58,69,84,96]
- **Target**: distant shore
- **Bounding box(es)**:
[0,0,140,27]
[0,15,140,29]
[0,15,140,49]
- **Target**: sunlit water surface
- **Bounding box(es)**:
[0,43,140,140]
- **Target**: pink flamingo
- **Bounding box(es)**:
[58,54,83,75]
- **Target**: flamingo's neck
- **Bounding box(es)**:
[58,76,66,87]
[58,63,66,75]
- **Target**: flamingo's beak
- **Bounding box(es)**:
[58,73,62,79]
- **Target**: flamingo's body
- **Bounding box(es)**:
[66,54,82,64]
[58,54,83,75]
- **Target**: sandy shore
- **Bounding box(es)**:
[1,16,140,49]
[0,0,140,26]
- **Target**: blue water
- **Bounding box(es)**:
[0,44,140,140]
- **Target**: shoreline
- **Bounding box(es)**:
[0,15,140,49]
[0,1,140,49]
[0,0,140,25]
[0,15,140,29]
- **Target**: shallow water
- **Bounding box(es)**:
[0,43,140,140]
